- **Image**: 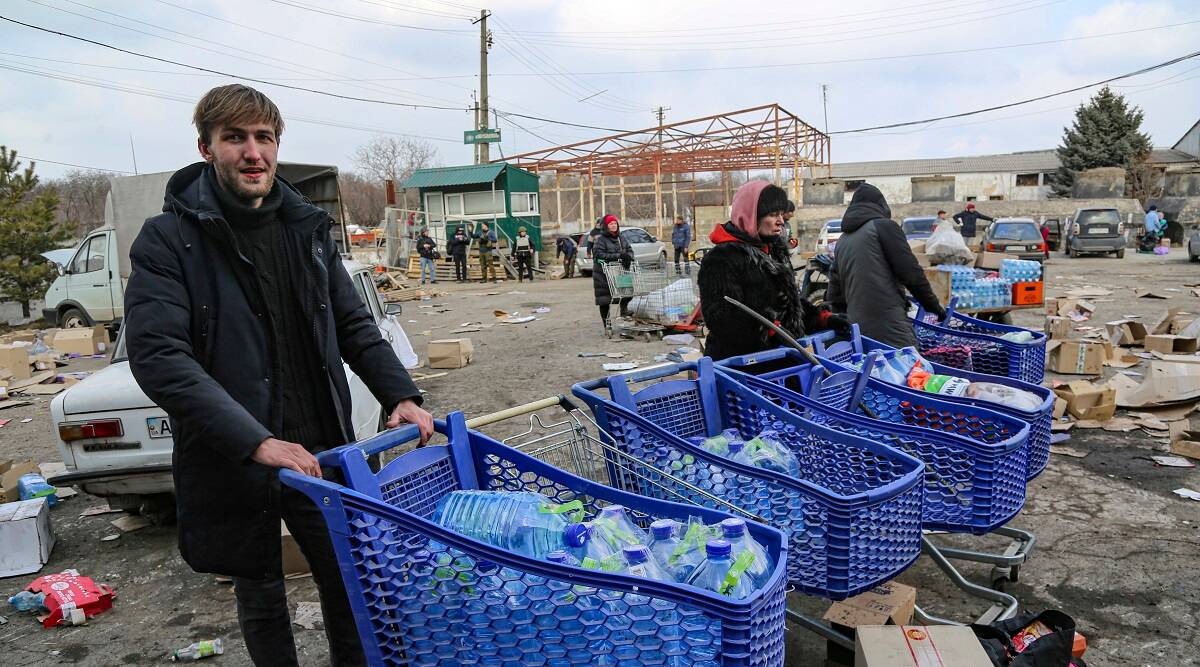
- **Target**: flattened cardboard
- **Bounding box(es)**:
[0,344,31,381]
[975,251,1018,270]
[855,625,992,667]
[427,338,474,369]
[1105,319,1149,347]
[1054,381,1116,421]
[1101,341,1141,369]
[824,582,916,628]
[1150,308,1182,336]
[1046,340,1105,375]
[1,459,40,503]
[0,498,55,578]
[922,268,951,305]
[1044,316,1072,340]
[1112,361,1200,408]
[1145,335,1199,355]
[1050,298,1096,322]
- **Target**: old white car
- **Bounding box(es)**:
[47,260,418,518]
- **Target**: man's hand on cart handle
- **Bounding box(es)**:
[253,437,322,477]
[389,399,435,446]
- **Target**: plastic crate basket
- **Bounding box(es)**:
[714,349,1030,535]
[282,412,790,667]
[572,361,926,601]
[911,301,1047,384]
[800,327,1054,480]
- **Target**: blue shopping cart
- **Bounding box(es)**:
[712,351,1030,535]
[912,299,1047,384]
[282,410,790,667]
[798,326,1055,480]
[572,362,926,602]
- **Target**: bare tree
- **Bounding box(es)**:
[353,136,439,185]
[40,169,112,237]
[340,171,387,227]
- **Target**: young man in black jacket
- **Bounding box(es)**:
[124,84,433,666]
[953,202,994,244]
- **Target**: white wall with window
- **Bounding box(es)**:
[510,192,539,216]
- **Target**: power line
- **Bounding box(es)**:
[831,49,1200,134]
[0,15,468,111]
[18,155,133,174]
[349,0,475,21]
[266,0,473,33]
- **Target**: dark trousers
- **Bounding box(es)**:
[232,484,365,666]
[673,247,690,274]
[563,254,576,278]
[515,252,534,281]
[479,253,494,282]
[599,298,631,322]
[453,256,467,281]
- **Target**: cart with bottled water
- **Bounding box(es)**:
[912,298,1048,384]
[601,259,703,337]
[281,401,791,667]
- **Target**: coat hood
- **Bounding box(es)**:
[730,180,771,238]
[841,183,892,233]
[162,162,330,236]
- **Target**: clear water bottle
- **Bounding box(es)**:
[589,505,647,552]
[17,473,57,506]
[562,522,622,571]
[646,520,685,581]
[619,545,670,582]
[171,639,224,661]
[546,550,580,566]
[687,540,756,599]
[433,490,576,559]
[8,591,46,613]
[719,518,772,587]
[687,428,742,457]
[732,431,800,477]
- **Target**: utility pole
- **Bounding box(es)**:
[475,10,493,163]
[821,84,832,177]
[654,106,669,238]
[471,91,480,165]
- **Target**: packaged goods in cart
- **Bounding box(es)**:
[688,428,742,456]
[718,518,773,586]
[735,430,801,477]
[687,540,757,599]
[545,550,580,566]
[619,545,671,582]
[432,490,584,559]
[661,518,712,582]
[588,504,648,551]
[1000,330,1036,343]
[562,522,623,571]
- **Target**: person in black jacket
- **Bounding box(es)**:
[953,202,994,242]
[590,214,634,334]
[828,183,946,348]
[124,85,433,666]
[447,226,470,282]
[698,181,847,361]
[415,228,439,284]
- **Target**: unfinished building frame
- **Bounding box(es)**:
[505,103,831,238]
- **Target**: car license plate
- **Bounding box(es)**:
[146,416,172,439]
[1088,225,1107,234]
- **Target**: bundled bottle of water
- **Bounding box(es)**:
[718,518,773,587]
[687,540,756,599]
[619,545,670,582]
[965,382,1044,411]
[732,430,801,477]
[562,522,622,571]
[687,428,742,457]
[546,550,580,566]
[432,490,580,559]
[646,519,692,582]
[17,473,57,506]
[589,504,648,551]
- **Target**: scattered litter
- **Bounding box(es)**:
[500,316,536,324]
[293,602,324,630]
[407,319,418,323]
[1073,420,1105,429]
[24,570,115,628]
[80,505,124,518]
[1051,421,1075,432]
[602,362,639,371]
[110,515,152,533]
[1065,287,1113,298]
[449,326,483,334]
[0,419,9,428]
[662,333,696,345]
[171,639,224,661]
[577,352,607,358]
[410,372,448,381]
[1165,288,1181,292]
[1136,290,1168,299]
[1133,352,1155,359]
[506,291,527,295]
[1134,416,1170,431]
[533,307,551,314]
[1116,370,1143,377]
[605,352,625,358]
[1101,418,1139,432]
[492,310,508,318]
[0,615,6,625]
[20,418,32,423]
[1050,445,1089,458]
[1150,455,1195,468]
[100,534,120,542]
[0,401,33,411]
[1172,488,1200,501]
[1050,432,1072,444]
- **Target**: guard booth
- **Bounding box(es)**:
[402,163,542,250]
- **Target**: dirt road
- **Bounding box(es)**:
[1,252,1198,666]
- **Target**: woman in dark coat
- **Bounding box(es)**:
[590,214,634,333]
[698,181,847,361]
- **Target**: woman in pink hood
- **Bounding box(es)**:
[698,180,848,360]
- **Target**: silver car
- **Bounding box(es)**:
[1189,228,1200,262]
[575,227,667,276]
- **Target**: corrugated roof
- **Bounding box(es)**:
[830,148,1197,179]
[402,163,505,189]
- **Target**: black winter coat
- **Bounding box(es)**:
[447,234,470,260]
[416,235,438,259]
[125,162,421,579]
[698,222,823,361]
[590,231,633,306]
[828,184,944,349]
[952,209,994,238]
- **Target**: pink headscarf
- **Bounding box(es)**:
[730,180,771,238]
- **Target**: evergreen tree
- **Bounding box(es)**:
[0,147,70,318]
[1053,87,1151,196]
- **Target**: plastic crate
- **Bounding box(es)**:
[572,362,926,601]
[282,412,790,667]
[1011,281,1044,306]
[912,301,1047,384]
[801,326,1054,480]
[713,350,1029,534]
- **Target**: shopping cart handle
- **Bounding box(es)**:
[722,347,793,367]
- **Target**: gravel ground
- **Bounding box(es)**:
[0,251,1197,666]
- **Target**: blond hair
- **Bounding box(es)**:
[193,84,284,145]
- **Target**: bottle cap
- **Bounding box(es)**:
[650,519,676,540]
[727,440,744,454]
[599,504,626,517]
[623,545,650,565]
[546,550,571,564]
[720,518,746,538]
[705,539,732,557]
[562,523,590,548]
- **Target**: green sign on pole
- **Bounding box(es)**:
[464,129,502,144]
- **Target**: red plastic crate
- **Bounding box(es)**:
[1012,281,1044,305]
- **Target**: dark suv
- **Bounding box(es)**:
[1064,208,1127,258]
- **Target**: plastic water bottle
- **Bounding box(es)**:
[719,518,772,587]
[433,491,579,559]
[589,505,647,552]
[171,639,224,661]
[619,545,670,582]
[8,591,46,613]
[17,473,57,506]
[732,431,800,477]
[687,540,756,599]
[687,428,742,457]
[646,520,685,581]
[562,522,622,571]
[965,382,1044,411]
[546,550,580,566]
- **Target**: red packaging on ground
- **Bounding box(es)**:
[25,570,115,628]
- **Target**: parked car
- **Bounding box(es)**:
[901,216,937,241]
[1063,207,1127,258]
[1043,218,1062,251]
[46,260,418,517]
[1189,228,1200,262]
[575,227,667,276]
[815,219,842,255]
[982,218,1047,262]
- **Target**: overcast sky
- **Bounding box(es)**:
[2,0,1198,180]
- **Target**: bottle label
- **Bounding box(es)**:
[719,551,758,595]
[539,499,584,523]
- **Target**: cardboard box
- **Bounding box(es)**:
[1053,397,1067,419]
[1145,334,1199,355]
[1054,381,1117,421]
[1046,340,1105,375]
[1111,361,1200,408]
[1150,307,1181,336]
[0,331,37,345]
[428,338,474,369]
[975,251,1018,270]
[51,325,109,356]
[1044,316,1072,339]
[922,268,952,305]
[1048,298,1095,322]
[0,498,56,578]
[824,582,917,666]
[855,625,991,667]
[1105,320,1148,347]
[0,344,31,380]
[281,521,311,578]
[1,460,40,503]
